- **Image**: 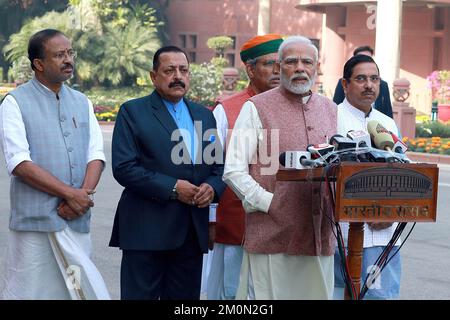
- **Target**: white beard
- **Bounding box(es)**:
[281,71,316,95]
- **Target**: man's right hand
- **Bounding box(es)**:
[176,180,200,205]
[64,188,94,216]
[57,201,80,220]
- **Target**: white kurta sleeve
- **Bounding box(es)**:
[223,101,273,214]
[0,95,32,175]
[87,99,106,164]
[212,103,228,149]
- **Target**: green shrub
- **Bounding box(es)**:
[416,121,450,138]
[187,62,223,107]
[86,86,152,108]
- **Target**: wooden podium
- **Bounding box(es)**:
[277,162,439,299]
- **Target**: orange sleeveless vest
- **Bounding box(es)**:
[215,87,255,245]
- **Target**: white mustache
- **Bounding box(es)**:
[290,72,310,82]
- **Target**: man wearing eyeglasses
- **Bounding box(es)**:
[334,54,402,300]
[333,45,393,119]
[0,29,109,299]
[223,36,337,299]
[203,34,283,300]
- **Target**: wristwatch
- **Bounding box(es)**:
[169,182,178,200]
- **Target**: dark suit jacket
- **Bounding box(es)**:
[333,78,393,118]
[109,90,225,253]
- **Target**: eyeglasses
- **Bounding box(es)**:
[52,49,77,60]
[350,75,380,84]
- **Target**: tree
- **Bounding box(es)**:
[3,0,162,87]
[145,0,172,45]
[2,7,102,84]
[206,36,234,57]
[206,36,234,68]
[85,0,162,86]
[0,0,67,80]
[8,56,33,84]
[3,10,72,64]
[95,18,160,86]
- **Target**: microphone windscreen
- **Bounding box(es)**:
[367,120,394,150]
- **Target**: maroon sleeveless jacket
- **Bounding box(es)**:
[245,87,337,256]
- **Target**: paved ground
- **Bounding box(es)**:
[0,125,449,300]
[400,165,450,299]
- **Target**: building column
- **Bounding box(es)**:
[257,0,271,35]
[321,6,346,98]
[374,0,403,89]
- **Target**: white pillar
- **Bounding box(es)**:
[257,0,271,35]
[321,6,346,98]
[374,0,403,89]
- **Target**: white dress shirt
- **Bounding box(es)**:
[0,84,105,176]
[337,98,401,247]
[337,98,399,137]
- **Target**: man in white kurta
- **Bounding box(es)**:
[223,36,337,300]
[334,54,402,300]
[0,29,109,299]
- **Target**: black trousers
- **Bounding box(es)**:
[120,222,203,300]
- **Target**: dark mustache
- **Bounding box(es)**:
[362,90,375,94]
[61,63,73,70]
[169,81,186,88]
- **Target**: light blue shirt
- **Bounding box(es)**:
[163,98,198,163]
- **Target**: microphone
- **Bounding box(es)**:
[367,121,407,162]
[279,151,316,169]
[367,120,394,151]
[346,130,372,162]
[347,130,372,148]
[307,143,335,159]
[329,134,357,150]
[389,131,408,154]
[329,134,358,162]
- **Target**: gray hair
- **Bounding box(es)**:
[245,57,258,69]
[278,36,319,62]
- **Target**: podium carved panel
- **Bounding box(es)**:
[335,163,438,222]
[276,162,439,222]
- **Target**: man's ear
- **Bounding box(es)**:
[33,59,44,72]
[149,70,156,85]
[342,78,349,94]
[245,63,254,80]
